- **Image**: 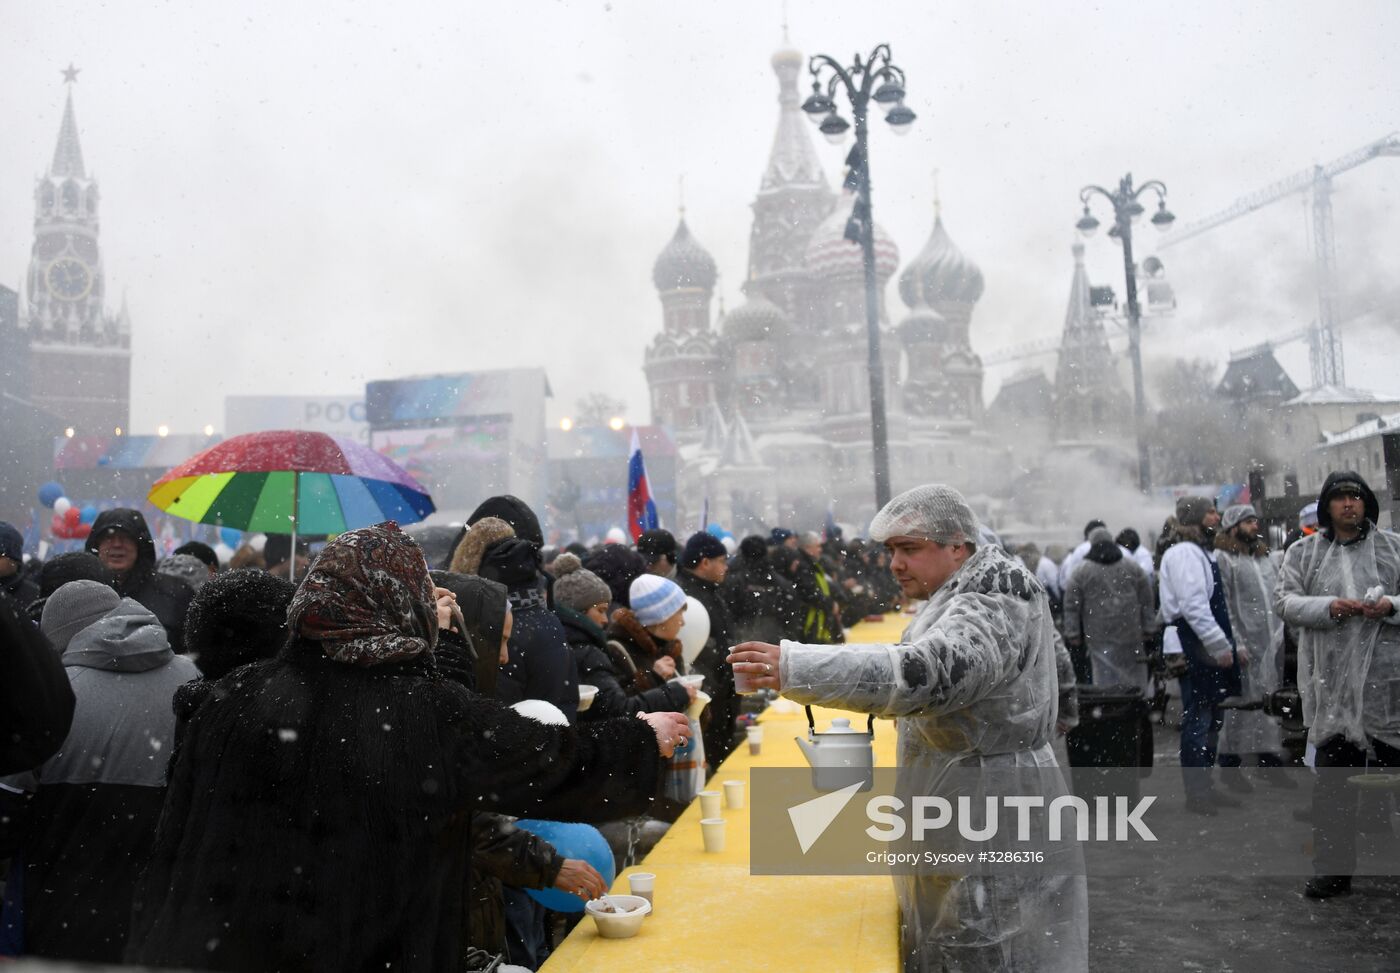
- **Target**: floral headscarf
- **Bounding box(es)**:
[287,521,437,666]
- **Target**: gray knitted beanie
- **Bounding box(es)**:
[551,553,613,612]
[41,579,121,654]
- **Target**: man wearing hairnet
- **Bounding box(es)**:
[1276,471,1400,899]
[729,485,1087,971]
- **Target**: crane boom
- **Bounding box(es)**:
[1158,132,1400,249]
[1152,132,1400,388]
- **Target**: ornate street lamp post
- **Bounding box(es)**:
[1076,174,1175,493]
[802,45,915,511]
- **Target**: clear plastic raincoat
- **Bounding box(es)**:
[1276,525,1400,750]
[779,541,1088,972]
[1216,541,1286,754]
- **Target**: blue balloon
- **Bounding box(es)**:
[79,504,98,525]
[38,482,65,508]
[706,522,726,538]
[515,819,616,913]
[220,527,242,548]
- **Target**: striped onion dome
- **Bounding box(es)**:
[803,192,899,283]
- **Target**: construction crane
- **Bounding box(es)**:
[1156,132,1400,389]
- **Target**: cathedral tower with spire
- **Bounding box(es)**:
[745,40,836,315]
[1053,241,1130,442]
[643,214,721,436]
[24,68,132,433]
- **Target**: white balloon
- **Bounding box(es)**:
[677,596,711,666]
[53,497,72,515]
[213,542,235,566]
[511,699,570,726]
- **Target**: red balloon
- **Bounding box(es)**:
[63,506,81,527]
[72,523,91,539]
[51,514,69,538]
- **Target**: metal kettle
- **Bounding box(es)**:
[794,707,875,792]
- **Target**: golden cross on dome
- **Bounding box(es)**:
[61,63,80,84]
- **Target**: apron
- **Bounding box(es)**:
[1172,559,1242,703]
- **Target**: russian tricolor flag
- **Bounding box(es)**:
[627,429,659,541]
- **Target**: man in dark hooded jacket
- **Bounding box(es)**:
[84,509,193,650]
[479,537,580,724]
[0,522,39,609]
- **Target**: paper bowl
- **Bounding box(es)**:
[577,684,598,712]
[686,690,712,720]
[585,895,652,938]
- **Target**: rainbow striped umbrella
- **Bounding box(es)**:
[147,430,435,538]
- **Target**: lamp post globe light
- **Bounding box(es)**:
[802,45,915,511]
[1076,174,1175,493]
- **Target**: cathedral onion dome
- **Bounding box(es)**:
[898,215,984,308]
[652,218,718,292]
[803,192,900,282]
[771,44,804,70]
[897,304,948,345]
[723,294,788,342]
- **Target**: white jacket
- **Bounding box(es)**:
[1158,541,1231,658]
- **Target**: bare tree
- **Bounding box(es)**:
[575,392,627,428]
[1147,359,1265,485]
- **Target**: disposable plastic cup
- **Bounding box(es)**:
[698,790,721,819]
[701,818,726,853]
[746,725,764,755]
[723,779,745,810]
[734,666,761,694]
[628,872,655,912]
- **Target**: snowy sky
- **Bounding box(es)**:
[3,0,1398,433]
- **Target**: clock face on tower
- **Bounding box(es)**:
[46,258,93,301]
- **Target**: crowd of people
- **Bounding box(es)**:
[0,494,904,971]
[1011,471,1397,903]
[1,467,1394,971]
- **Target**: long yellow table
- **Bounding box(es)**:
[543,616,910,973]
